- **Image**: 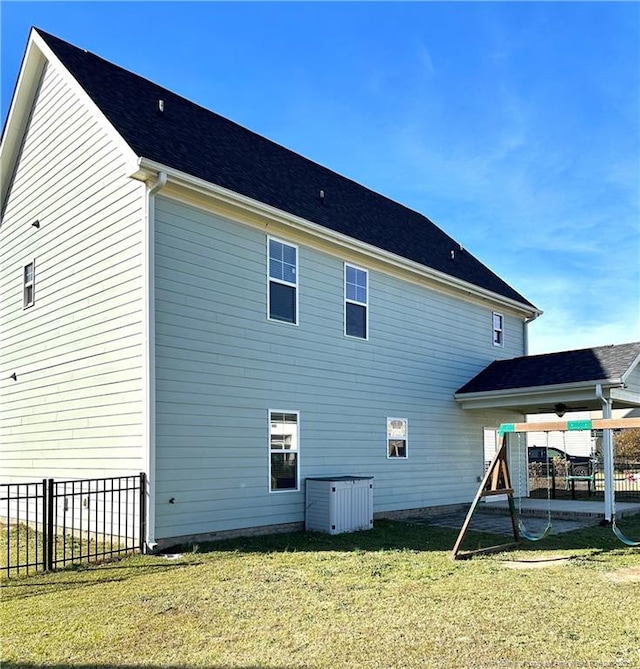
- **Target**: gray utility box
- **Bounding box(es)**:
[305,476,374,535]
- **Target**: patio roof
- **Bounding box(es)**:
[455,342,640,414]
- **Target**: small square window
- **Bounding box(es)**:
[23,261,35,309]
[387,417,408,458]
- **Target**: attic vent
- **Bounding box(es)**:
[158,99,165,113]
[319,189,325,203]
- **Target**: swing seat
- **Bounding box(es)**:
[612,519,640,547]
[518,518,552,542]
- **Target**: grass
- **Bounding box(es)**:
[1,522,138,577]
[2,517,640,669]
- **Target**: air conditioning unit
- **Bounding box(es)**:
[305,476,374,535]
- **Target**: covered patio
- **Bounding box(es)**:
[454,342,640,525]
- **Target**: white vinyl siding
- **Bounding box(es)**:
[0,61,146,482]
[153,197,525,541]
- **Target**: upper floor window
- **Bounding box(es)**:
[23,261,35,309]
[269,411,299,492]
[387,417,408,458]
[492,312,504,347]
[268,238,297,324]
[345,264,368,339]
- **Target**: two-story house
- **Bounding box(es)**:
[1,28,546,548]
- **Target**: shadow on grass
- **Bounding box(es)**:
[460,514,640,560]
[3,516,638,592]
[165,515,640,559]
[1,560,203,600]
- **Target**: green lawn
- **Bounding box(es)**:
[2,518,640,669]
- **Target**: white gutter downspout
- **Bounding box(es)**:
[595,383,614,523]
[143,171,167,552]
[523,313,541,356]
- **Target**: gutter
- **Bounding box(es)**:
[455,377,624,403]
[143,171,167,552]
[128,158,541,320]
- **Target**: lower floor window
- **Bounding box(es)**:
[387,417,408,458]
[269,411,299,491]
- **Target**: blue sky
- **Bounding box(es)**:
[2,2,638,354]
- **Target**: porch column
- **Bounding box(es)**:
[601,393,614,522]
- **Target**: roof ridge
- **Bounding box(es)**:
[32,28,536,309]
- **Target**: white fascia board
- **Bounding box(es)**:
[610,387,640,407]
[131,157,542,318]
[29,29,140,174]
[0,36,47,215]
[621,352,640,384]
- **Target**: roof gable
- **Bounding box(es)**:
[457,342,640,395]
[5,29,536,309]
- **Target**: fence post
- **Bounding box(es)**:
[41,479,48,573]
[139,472,147,554]
[46,479,54,571]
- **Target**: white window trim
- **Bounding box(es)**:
[23,259,35,309]
[268,409,300,493]
[386,416,408,459]
[267,236,299,326]
[492,311,504,347]
[344,262,369,340]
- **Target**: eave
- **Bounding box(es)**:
[1,29,139,220]
[128,157,542,319]
[454,378,640,414]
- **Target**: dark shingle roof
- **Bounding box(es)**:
[456,342,640,394]
[34,29,535,308]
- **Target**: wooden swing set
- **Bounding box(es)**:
[451,416,640,560]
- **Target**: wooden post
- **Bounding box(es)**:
[451,433,520,560]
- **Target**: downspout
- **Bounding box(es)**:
[143,171,167,552]
[595,383,614,523]
[523,313,540,356]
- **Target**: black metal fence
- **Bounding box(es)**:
[1,473,146,578]
[529,459,640,501]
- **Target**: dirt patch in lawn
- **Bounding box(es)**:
[605,566,640,583]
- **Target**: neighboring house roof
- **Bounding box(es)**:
[455,342,640,413]
[10,28,535,310]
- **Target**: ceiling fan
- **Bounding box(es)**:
[536,402,590,417]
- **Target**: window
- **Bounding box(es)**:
[387,417,408,458]
[23,261,35,309]
[268,237,297,324]
[492,312,504,346]
[345,264,368,339]
[269,411,299,491]
[483,427,497,471]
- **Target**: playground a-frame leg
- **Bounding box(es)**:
[451,433,521,560]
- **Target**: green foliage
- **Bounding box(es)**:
[615,427,640,460]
